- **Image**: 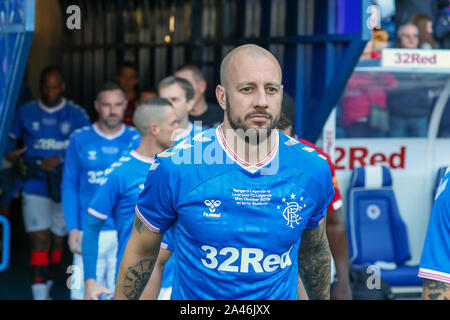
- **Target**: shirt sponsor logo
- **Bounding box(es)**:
[87,170,107,185]
[200,245,293,273]
[33,138,69,151]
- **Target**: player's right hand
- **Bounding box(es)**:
[39,155,61,172]
[84,279,111,300]
[68,229,82,254]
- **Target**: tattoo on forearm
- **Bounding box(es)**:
[134,216,144,234]
[122,258,156,300]
[298,224,331,300]
[423,279,450,300]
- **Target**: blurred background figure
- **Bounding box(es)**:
[409,14,439,49]
[61,82,139,300]
[175,64,223,128]
[116,61,139,127]
[434,1,450,49]
[395,23,420,48]
[158,76,202,141]
[5,66,90,300]
[138,85,157,103]
[394,0,440,30]
[387,20,439,137]
[340,43,397,138]
[386,73,436,137]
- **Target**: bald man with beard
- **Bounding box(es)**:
[114,44,334,300]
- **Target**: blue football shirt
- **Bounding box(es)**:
[87,150,154,274]
[419,167,450,284]
[61,123,140,232]
[8,98,90,197]
[135,125,334,299]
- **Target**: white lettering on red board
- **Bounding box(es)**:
[335,146,406,170]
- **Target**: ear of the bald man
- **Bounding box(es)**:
[215,85,226,111]
[149,123,159,136]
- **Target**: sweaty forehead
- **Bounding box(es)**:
[221,46,282,86]
[228,55,281,85]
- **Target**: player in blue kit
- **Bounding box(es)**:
[61,82,140,299]
[81,97,179,299]
[5,66,90,300]
[115,44,334,300]
[418,166,450,300]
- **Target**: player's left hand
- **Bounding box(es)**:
[331,280,352,300]
[84,279,112,300]
[39,155,61,172]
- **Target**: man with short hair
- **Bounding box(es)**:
[82,97,179,300]
[115,44,334,300]
[5,65,90,300]
[396,23,420,48]
[158,76,202,141]
[62,82,140,299]
[175,64,223,128]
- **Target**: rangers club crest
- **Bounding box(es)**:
[277,194,306,228]
[60,121,71,135]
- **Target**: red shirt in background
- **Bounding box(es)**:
[297,138,343,213]
[123,98,138,127]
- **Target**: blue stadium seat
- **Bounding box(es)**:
[347,166,422,286]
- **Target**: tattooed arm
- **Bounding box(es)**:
[139,248,173,300]
[423,279,450,300]
[114,215,163,300]
[298,218,331,300]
